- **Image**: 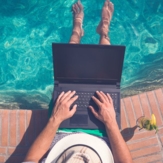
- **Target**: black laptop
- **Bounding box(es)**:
[52,43,125,130]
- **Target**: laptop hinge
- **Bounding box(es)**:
[116,82,120,88]
[55,80,59,86]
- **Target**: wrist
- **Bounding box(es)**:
[48,117,61,128]
[104,119,118,131]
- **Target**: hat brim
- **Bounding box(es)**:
[45,133,114,163]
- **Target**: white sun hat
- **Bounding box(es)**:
[45,133,114,163]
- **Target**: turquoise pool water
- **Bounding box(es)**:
[0,0,163,109]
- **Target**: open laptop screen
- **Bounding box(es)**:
[52,43,125,84]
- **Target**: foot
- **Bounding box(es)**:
[72,0,84,37]
[96,0,114,36]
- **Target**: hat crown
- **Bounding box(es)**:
[66,152,91,163]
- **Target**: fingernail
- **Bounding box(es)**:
[96,91,99,93]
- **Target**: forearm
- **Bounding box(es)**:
[105,121,133,163]
[24,118,60,162]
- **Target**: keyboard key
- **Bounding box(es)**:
[57,91,118,110]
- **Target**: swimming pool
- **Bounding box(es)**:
[0,0,163,109]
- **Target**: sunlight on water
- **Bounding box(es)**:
[0,0,163,109]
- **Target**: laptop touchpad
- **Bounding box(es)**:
[70,114,88,125]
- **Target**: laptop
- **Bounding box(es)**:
[52,43,125,130]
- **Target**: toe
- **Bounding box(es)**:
[74,4,78,13]
[77,0,83,11]
[104,0,110,7]
[72,5,76,13]
[108,2,114,12]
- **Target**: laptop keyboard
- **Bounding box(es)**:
[57,91,118,111]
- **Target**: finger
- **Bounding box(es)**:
[96,91,105,103]
[91,96,102,108]
[99,91,109,102]
[56,91,65,102]
[64,91,76,102]
[60,90,72,102]
[69,104,77,117]
[107,93,113,104]
[88,106,99,118]
[68,95,78,105]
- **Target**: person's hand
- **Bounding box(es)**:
[88,91,116,126]
[51,91,78,125]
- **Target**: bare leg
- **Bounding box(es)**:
[69,0,84,44]
[96,0,114,45]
